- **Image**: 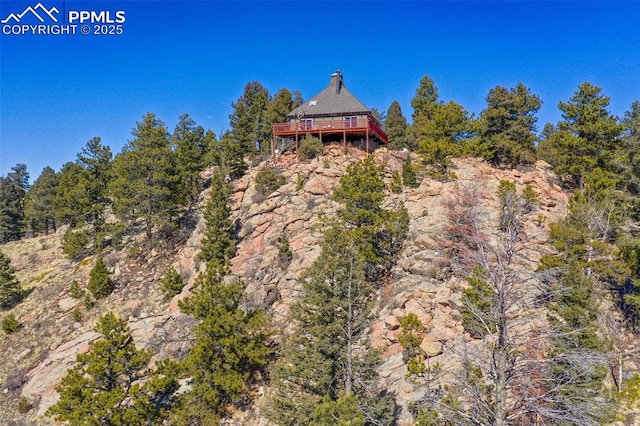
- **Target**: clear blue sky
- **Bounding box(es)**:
[1,1,639,180]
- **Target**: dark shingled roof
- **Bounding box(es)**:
[287,71,371,119]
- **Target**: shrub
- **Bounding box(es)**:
[295,172,305,191]
[72,307,83,322]
[83,294,94,309]
[87,255,114,299]
[278,235,293,265]
[160,266,185,300]
[522,184,539,213]
[17,396,33,413]
[2,313,20,334]
[402,156,419,188]
[68,280,84,299]
[61,229,89,260]
[390,171,402,193]
[255,167,286,195]
[297,135,324,160]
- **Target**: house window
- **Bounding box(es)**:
[302,118,314,130]
[344,116,358,128]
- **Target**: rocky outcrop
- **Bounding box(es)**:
[0,147,579,425]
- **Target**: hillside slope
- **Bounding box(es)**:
[0,147,599,425]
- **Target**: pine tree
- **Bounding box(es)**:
[411,75,440,121]
[229,81,271,155]
[173,114,208,207]
[160,265,184,300]
[218,131,247,180]
[76,137,113,230]
[0,251,21,308]
[416,100,471,179]
[197,172,236,265]
[618,101,640,194]
[87,254,114,299]
[386,100,409,149]
[47,312,177,425]
[108,112,181,242]
[265,88,303,154]
[54,161,91,227]
[550,82,622,186]
[474,83,542,167]
[268,226,379,425]
[0,164,29,242]
[270,157,405,425]
[332,156,386,228]
[24,166,58,235]
[174,260,271,424]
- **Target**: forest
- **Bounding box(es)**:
[1,75,640,425]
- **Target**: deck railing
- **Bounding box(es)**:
[273,117,388,143]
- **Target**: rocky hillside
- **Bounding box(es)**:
[0,146,593,425]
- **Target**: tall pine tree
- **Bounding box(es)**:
[475,82,542,167]
[109,112,181,242]
[385,100,409,150]
[549,82,622,187]
[229,81,270,156]
[269,156,405,425]
[0,164,29,242]
[24,166,58,235]
[173,114,209,208]
[197,171,236,264]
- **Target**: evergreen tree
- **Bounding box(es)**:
[173,260,271,424]
[416,100,471,179]
[411,75,440,121]
[265,88,303,153]
[47,312,177,425]
[618,101,640,194]
[24,166,58,235]
[0,251,21,308]
[87,254,114,299]
[474,83,542,167]
[537,122,559,166]
[54,161,91,227]
[0,164,29,242]
[217,131,247,180]
[385,100,409,149]
[76,137,113,229]
[270,157,405,425]
[268,226,380,425]
[108,113,181,242]
[550,82,622,186]
[173,114,209,207]
[229,81,271,155]
[160,265,185,300]
[197,172,236,265]
[332,156,386,228]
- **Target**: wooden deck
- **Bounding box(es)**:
[273,117,388,144]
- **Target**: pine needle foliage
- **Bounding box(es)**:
[87,254,113,299]
[269,156,406,425]
[174,260,271,424]
[197,172,236,265]
[47,312,177,425]
[0,250,21,308]
[160,266,185,300]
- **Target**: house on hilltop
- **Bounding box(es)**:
[272,70,388,154]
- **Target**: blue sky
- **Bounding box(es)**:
[1,1,639,180]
